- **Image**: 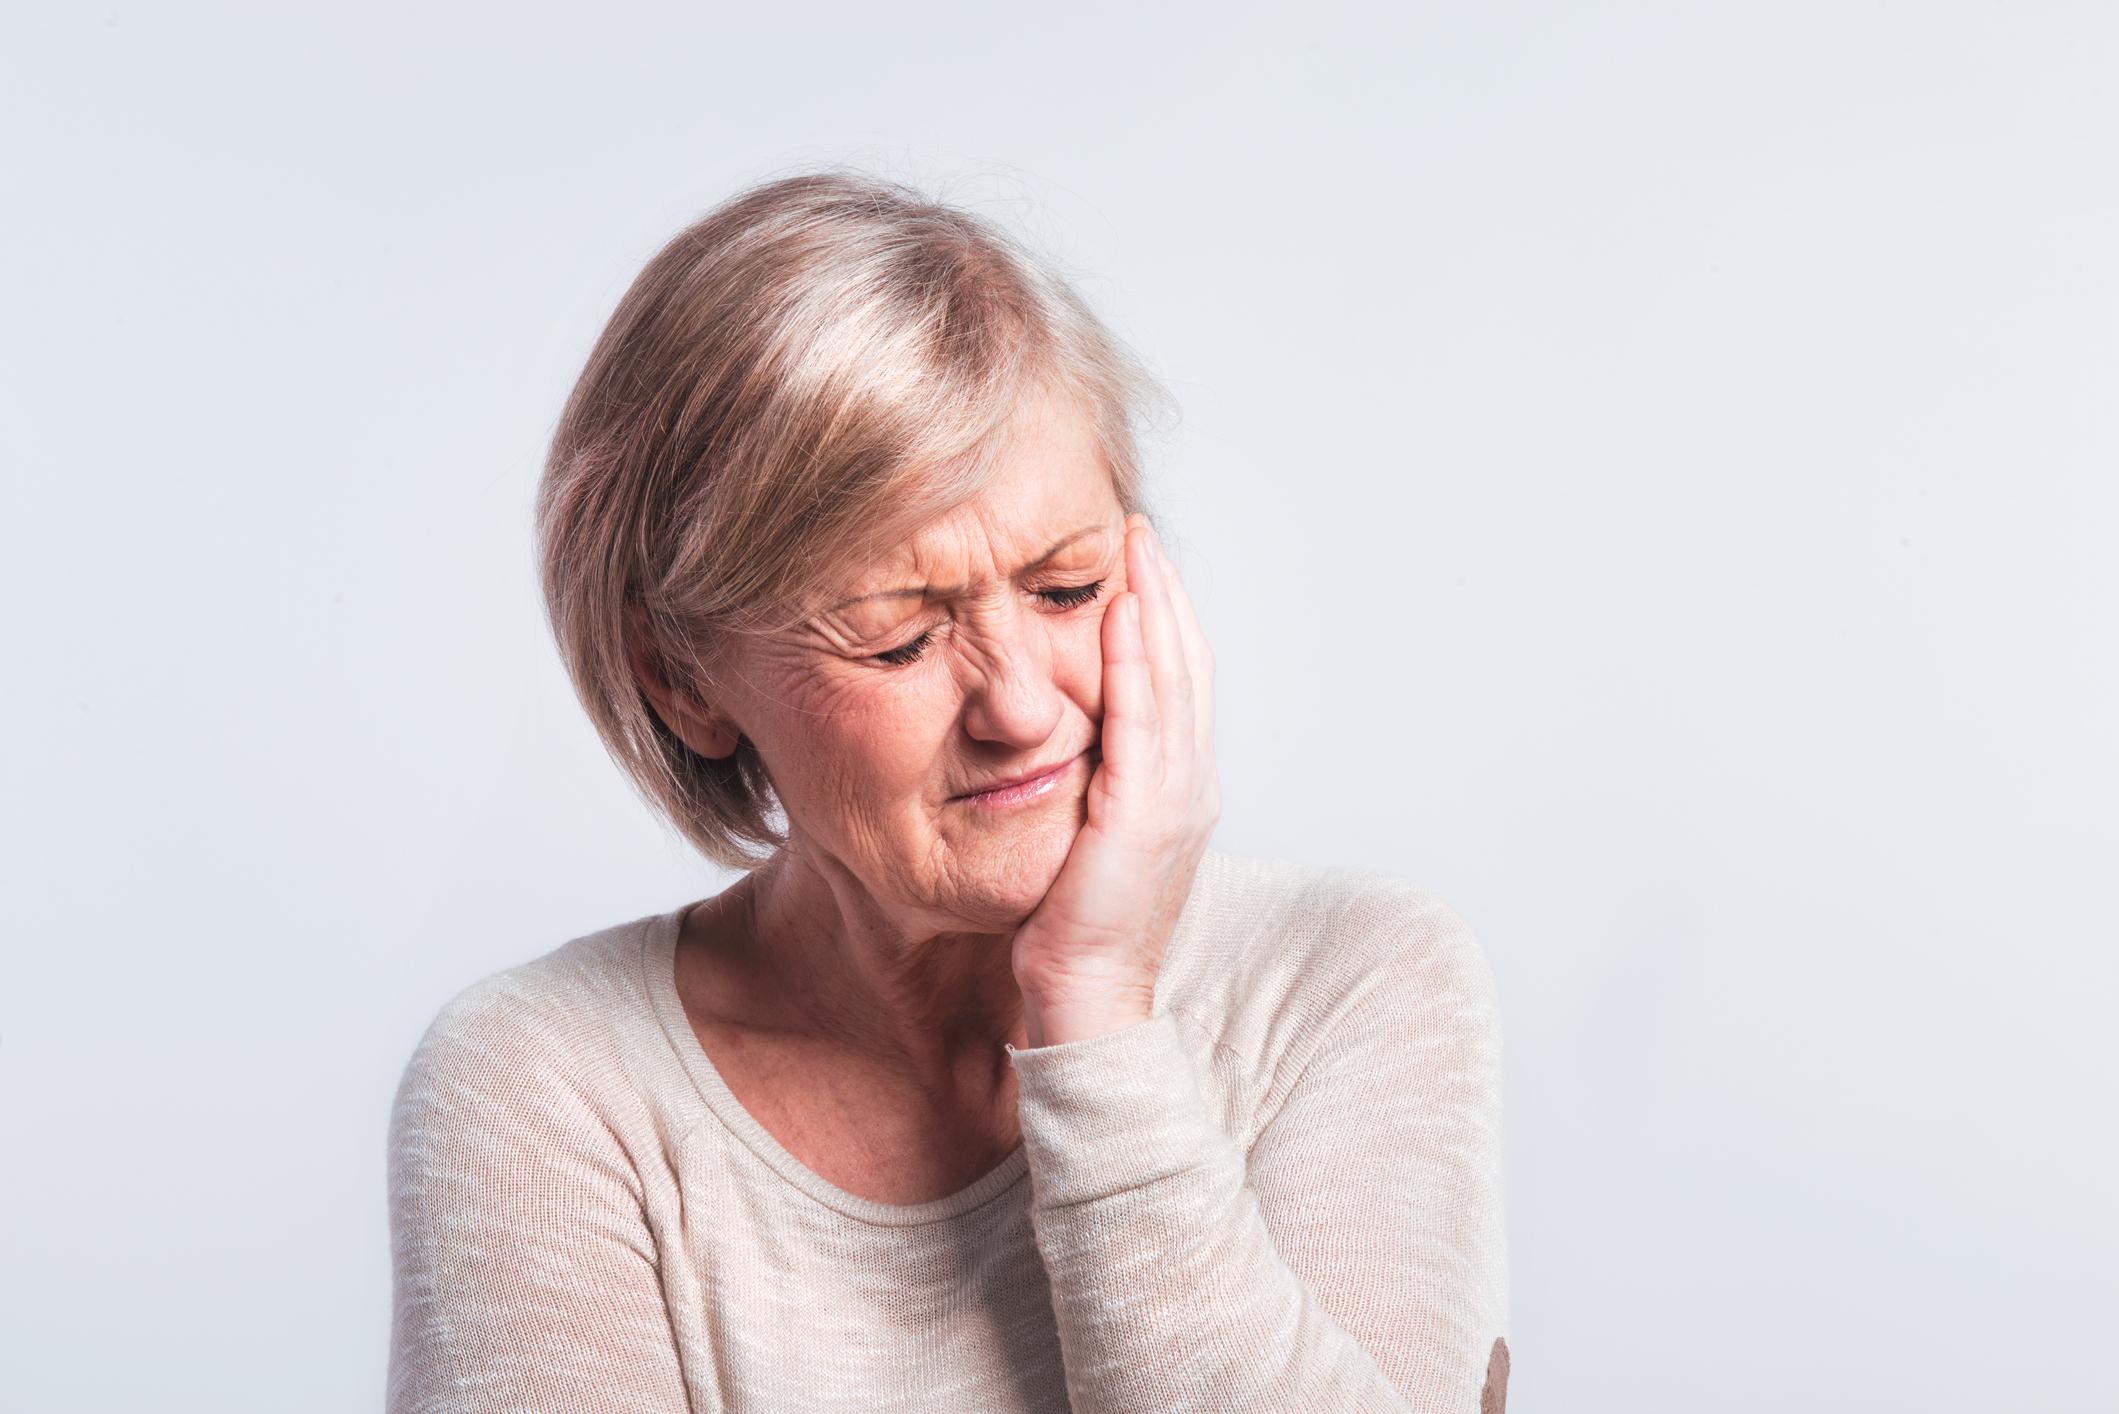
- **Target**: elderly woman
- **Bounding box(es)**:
[388,174,1508,1414]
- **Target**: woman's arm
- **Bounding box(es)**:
[1245,895,1508,1405]
[1009,894,1506,1414]
[387,993,689,1414]
[1009,519,1506,1409]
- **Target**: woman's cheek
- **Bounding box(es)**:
[738,669,901,811]
[821,672,958,804]
[1060,611,1109,723]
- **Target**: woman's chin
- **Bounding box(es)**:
[924,811,1078,932]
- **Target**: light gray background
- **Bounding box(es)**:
[4,2,2113,1409]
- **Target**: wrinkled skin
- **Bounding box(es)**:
[638,393,1219,1202]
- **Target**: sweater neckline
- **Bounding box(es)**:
[638,905,1032,1227]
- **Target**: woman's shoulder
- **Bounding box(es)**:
[419,916,664,1045]
[387,914,703,1272]
[1159,852,1499,1099]
[1175,850,1490,986]
[394,912,685,1127]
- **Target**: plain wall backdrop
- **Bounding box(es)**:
[3,2,2113,1409]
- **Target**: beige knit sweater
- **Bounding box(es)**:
[387,851,1508,1413]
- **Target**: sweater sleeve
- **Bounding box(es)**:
[1009,898,1507,1414]
[386,991,691,1414]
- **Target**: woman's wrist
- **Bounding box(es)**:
[1019,980,1155,1048]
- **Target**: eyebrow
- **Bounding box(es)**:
[827,524,1108,612]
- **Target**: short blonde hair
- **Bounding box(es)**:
[538,172,1161,867]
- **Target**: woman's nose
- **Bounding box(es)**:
[958,624,1064,751]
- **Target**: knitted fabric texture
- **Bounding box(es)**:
[388,851,1508,1412]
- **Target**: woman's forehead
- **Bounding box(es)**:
[833,414,1122,601]
[828,514,1120,614]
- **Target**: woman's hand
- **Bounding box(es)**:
[1013,515,1220,1047]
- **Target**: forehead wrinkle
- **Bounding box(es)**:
[825,519,1111,613]
[1014,522,1108,571]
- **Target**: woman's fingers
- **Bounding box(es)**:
[1096,589,1160,793]
[1125,517,1195,774]
[1153,534,1216,744]
[1137,521,1217,811]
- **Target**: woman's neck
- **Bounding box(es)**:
[690,847,1029,1077]
[674,845,1031,1204]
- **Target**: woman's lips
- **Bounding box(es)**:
[950,757,1078,809]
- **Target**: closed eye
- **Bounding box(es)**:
[873,628,934,666]
[1038,581,1103,610]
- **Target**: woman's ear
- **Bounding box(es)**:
[624,605,741,760]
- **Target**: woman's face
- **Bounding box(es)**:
[709,397,1131,933]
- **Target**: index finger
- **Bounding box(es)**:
[1125,518,1195,764]
[1149,533,1215,739]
